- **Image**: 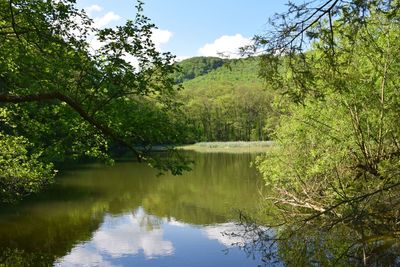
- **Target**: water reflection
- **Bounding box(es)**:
[54,207,266,267]
[203,223,249,247]
[230,216,400,266]
[2,151,394,266]
[0,152,264,266]
[56,209,174,266]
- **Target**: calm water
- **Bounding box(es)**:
[0,152,267,266]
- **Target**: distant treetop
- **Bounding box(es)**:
[173,57,227,83]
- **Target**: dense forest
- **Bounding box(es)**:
[175,57,278,142]
[172,56,226,83]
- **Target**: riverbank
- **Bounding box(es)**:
[179,141,273,153]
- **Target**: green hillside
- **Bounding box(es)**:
[182,57,261,88]
[178,57,278,142]
[173,56,227,83]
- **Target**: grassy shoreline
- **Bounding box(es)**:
[178,141,273,153]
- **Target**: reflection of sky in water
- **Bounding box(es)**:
[203,223,247,247]
[55,207,263,267]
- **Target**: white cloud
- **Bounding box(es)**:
[151,28,173,51]
[85,4,103,15]
[93,11,121,28]
[122,54,140,69]
[198,34,252,58]
[88,37,103,51]
[174,56,190,62]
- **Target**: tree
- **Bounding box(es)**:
[246,0,400,102]
[0,0,189,203]
[246,0,400,264]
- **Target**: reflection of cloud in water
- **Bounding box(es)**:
[93,212,173,258]
[203,223,247,247]
[56,245,117,267]
[167,218,188,228]
[204,222,280,267]
[203,222,269,248]
[55,208,173,266]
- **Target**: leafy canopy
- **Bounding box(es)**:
[250,0,400,264]
[0,0,189,203]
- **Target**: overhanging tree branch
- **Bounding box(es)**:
[282,0,340,50]
[0,92,144,161]
[302,181,400,223]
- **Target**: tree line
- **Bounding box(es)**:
[175,57,279,142]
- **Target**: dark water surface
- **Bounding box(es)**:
[0,152,266,266]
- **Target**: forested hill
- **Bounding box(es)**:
[173,56,227,83]
[178,57,278,142]
[181,57,261,88]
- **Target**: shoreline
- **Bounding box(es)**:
[178,141,273,153]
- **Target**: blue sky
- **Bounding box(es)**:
[76,0,293,59]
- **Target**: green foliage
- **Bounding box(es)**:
[0,133,54,203]
[238,0,400,266]
[258,1,400,240]
[0,0,188,202]
[179,57,279,142]
[172,56,226,83]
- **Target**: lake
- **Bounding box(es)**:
[0,152,269,266]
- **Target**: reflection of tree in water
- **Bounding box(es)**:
[228,213,400,266]
[132,209,162,232]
